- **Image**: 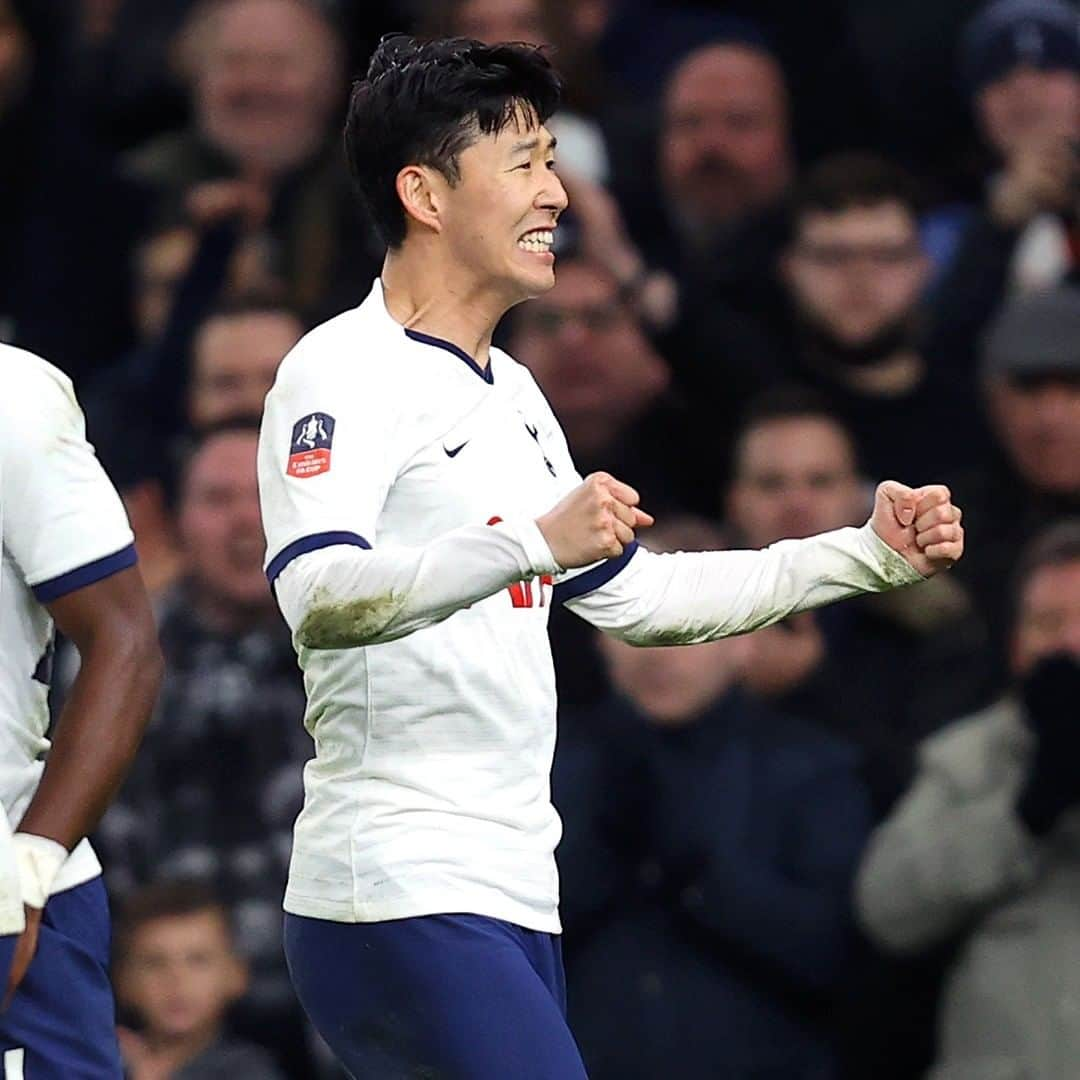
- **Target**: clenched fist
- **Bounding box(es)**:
[537,472,654,570]
[870,481,964,577]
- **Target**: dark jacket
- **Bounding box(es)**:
[554,690,872,1080]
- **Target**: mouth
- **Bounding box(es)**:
[517,228,555,257]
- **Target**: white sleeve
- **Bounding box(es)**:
[275,518,561,648]
[258,345,398,579]
[260,345,561,649]
[0,355,135,602]
[560,524,924,645]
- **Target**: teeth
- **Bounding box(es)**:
[518,229,554,253]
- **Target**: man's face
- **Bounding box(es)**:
[178,431,268,612]
[511,261,668,445]
[454,0,546,44]
[437,114,567,303]
[728,417,865,547]
[977,65,1080,157]
[189,310,301,428]
[987,374,1080,494]
[661,44,791,232]
[783,203,928,348]
[1012,559,1080,675]
[600,633,751,726]
[196,0,340,174]
[118,911,246,1042]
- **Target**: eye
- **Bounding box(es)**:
[546,159,557,170]
[515,161,532,171]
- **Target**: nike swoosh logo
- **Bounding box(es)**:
[444,441,469,458]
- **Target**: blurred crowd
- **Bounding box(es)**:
[4,0,1080,1076]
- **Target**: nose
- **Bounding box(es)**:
[538,170,568,217]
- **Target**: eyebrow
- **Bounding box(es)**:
[510,135,558,155]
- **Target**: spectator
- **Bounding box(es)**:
[950,285,1080,670]
[508,253,703,514]
[952,0,1080,295]
[81,421,312,1075]
[626,33,795,335]
[778,153,995,481]
[555,517,872,1080]
[857,521,1080,1080]
[727,386,990,818]
[114,881,286,1079]
[126,0,382,324]
[188,298,304,427]
[0,0,145,382]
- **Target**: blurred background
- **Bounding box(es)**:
[5,0,1080,1076]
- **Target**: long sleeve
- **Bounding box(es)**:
[273,519,559,649]
[564,524,922,645]
[855,710,1043,953]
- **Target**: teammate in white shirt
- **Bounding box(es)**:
[0,345,162,1075]
[259,35,965,1079]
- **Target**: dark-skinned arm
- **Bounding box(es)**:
[6,567,161,1005]
[19,566,162,847]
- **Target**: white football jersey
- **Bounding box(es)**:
[260,280,923,933]
[259,280,624,932]
[0,345,136,902]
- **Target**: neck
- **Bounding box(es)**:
[190,581,273,636]
[381,244,515,368]
[144,1022,220,1066]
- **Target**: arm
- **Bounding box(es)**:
[564,482,962,645]
[18,568,162,857]
[855,730,1041,954]
[274,519,560,649]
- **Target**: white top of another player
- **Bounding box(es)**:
[0,344,137,911]
[259,279,929,932]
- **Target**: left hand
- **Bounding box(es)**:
[2,905,41,1011]
[869,481,964,577]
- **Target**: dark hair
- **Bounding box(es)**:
[114,880,232,961]
[344,34,562,248]
[1011,519,1080,621]
[731,384,862,477]
[788,152,922,236]
[196,291,304,333]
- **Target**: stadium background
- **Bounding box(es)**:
[4,0,1080,1076]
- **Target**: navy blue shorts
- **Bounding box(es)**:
[0,877,121,1078]
[284,912,589,1079]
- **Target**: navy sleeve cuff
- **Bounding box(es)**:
[266,531,371,585]
[553,542,639,605]
[32,543,138,603]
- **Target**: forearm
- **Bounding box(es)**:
[570,524,920,645]
[855,792,1041,952]
[276,518,560,649]
[19,634,161,856]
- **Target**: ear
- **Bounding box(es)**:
[226,952,250,1001]
[395,165,444,236]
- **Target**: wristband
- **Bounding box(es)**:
[12,833,68,909]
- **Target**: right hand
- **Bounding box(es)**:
[185,177,271,231]
[991,137,1078,227]
[537,472,654,569]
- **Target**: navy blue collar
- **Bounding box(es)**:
[403,328,493,384]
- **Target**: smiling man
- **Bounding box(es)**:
[257,35,966,1080]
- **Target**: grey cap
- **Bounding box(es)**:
[982,285,1080,379]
